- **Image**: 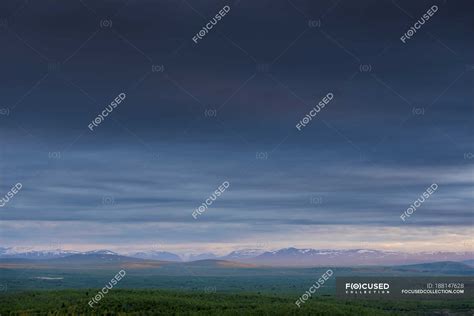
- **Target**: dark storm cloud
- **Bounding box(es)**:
[0,0,472,249]
[1,142,472,227]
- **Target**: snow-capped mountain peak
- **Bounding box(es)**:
[222,248,266,259]
[129,250,182,262]
[84,250,118,255]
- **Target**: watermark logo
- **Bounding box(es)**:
[192,5,231,44]
[100,19,112,29]
[310,196,323,205]
[0,107,10,116]
[151,64,165,72]
[88,93,126,131]
[295,269,333,307]
[464,152,474,160]
[204,108,217,118]
[400,183,438,221]
[359,64,373,73]
[412,107,425,115]
[204,286,217,293]
[337,277,471,299]
[88,270,126,308]
[400,5,439,43]
[308,20,321,28]
[345,282,389,294]
[48,151,62,159]
[102,195,115,206]
[256,152,269,160]
[192,181,230,219]
[48,241,63,251]
[0,183,22,207]
[255,241,269,249]
[296,92,334,131]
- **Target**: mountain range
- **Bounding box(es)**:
[1,247,472,267]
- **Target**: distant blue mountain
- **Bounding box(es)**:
[129,251,182,262]
[1,247,472,267]
[245,248,473,267]
[393,261,474,274]
[187,253,218,261]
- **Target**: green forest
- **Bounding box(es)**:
[1,289,473,315]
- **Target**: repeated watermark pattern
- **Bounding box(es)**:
[0,107,10,116]
[88,93,126,131]
[400,183,438,221]
[88,270,126,308]
[0,1,471,311]
[296,93,334,131]
[192,181,230,219]
[464,152,474,160]
[0,183,22,207]
[192,5,231,44]
[295,269,333,307]
[310,196,323,206]
[400,5,439,43]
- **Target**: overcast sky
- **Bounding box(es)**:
[0,0,473,254]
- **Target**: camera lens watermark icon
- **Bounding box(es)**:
[203,286,216,294]
[465,64,474,71]
[102,196,115,206]
[310,196,322,205]
[0,107,10,116]
[151,64,165,72]
[464,152,474,160]
[308,20,321,28]
[204,108,217,118]
[412,107,425,115]
[255,152,268,160]
[255,241,269,249]
[48,152,62,159]
[256,63,271,73]
[359,64,372,73]
[49,241,63,250]
[100,19,112,28]
[0,284,7,292]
